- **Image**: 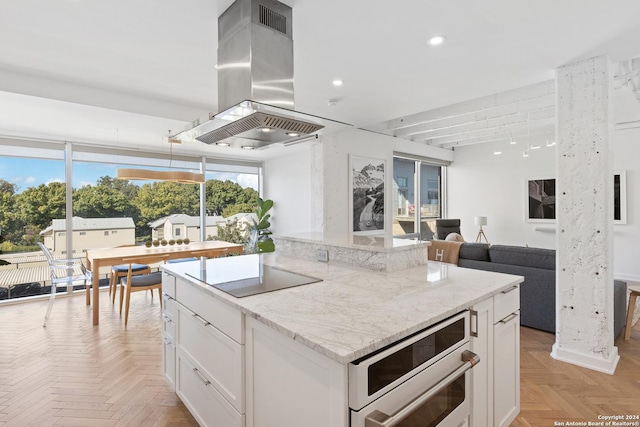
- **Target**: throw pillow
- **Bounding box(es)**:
[445,232,464,242]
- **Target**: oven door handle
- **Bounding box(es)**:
[365,350,480,427]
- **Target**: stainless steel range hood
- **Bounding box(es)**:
[173,0,350,149]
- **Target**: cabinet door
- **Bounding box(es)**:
[470,298,493,427]
[245,318,348,427]
[162,337,176,391]
[494,311,520,427]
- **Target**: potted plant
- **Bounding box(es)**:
[246,197,275,253]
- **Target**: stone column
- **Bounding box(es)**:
[551,55,619,374]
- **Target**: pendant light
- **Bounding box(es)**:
[116,131,205,184]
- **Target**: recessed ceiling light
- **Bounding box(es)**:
[494,151,502,155]
[259,127,272,133]
[530,145,541,150]
[523,151,529,158]
[216,142,230,147]
[286,132,300,137]
[241,145,255,150]
[332,79,344,86]
[427,35,446,46]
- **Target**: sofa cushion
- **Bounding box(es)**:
[489,245,555,270]
[459,243,490,262]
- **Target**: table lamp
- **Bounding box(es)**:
[475,216,489,244]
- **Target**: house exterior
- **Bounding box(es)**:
[40,217,136,255]
[148,214,225,242]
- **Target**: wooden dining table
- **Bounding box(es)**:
[85,241,243,325]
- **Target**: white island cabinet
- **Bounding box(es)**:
[470,284,520,427]
[162,255,522,427]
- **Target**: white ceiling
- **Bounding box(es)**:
[1,0,640,160]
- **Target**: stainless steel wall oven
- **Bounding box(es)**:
[349,311,478,427]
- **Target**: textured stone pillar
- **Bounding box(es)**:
[551,56,619,374]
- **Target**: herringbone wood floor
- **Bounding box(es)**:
[0,290,198,427]
[513,324,640,426]
[1,291,639,426]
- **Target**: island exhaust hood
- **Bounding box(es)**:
[173,0,350,149]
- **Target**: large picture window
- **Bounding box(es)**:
[0,140,260,302]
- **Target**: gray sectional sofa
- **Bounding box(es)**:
[457,243,627,337]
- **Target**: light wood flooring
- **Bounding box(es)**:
[0,290,198,426]
[1,291,639,426]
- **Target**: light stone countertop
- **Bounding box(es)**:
[163,253,523,365]
[275,232,428,252]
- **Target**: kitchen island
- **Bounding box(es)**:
[161,252,522,427]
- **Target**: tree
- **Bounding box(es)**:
[73,184,139,219]
[206,180,258,216]
[95,176,139,200]
[134,181,200,235]
[221,202,256,218]
[0,179,17,242]
[13,182,66,243]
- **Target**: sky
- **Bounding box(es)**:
[0,157,259,193]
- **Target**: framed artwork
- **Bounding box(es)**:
[614,170,627,224]
[349,154,385,234]
[526,177,556,222]
[526,174,627,224]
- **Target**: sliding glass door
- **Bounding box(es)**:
[392,156,445,240]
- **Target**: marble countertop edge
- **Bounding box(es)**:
[163,257,523,365]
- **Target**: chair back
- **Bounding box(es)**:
[37,242,55,264]
[121,254,171,271]
[435,219,461,240]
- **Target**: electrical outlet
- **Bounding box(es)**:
[316,249,329,262]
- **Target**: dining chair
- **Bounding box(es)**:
[38,242,92,327]
[109,263,151,304]
[119,254,169,327]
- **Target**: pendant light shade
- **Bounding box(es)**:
[116,168,205,184]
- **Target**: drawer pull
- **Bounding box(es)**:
[499,312,519,325]
[470,310,478,337]
[501,285,519,294]
[193,368,210,386]
[365,350,480,426]
[162,314,173,323]
[192,313,210,327]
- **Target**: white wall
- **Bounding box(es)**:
[321,128,454,235]
[263,128,454,237]
[612,126,640,281]
[263,148,314,235]
[448,136,556,249]
[448,126,640,280]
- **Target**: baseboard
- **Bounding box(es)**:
[551,343,620,375]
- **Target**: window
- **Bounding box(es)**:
[176,228,181,236]
[393,156,446,241]
[0,139,261,302]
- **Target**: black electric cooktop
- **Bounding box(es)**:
[185,254,322,298]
